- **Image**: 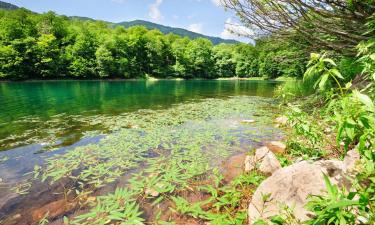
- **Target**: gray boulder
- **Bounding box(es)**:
[248,160,345,224]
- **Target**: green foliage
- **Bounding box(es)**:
[256,38,307,79]
[306,174,359,225]
[73,188,145,225]
[290,23,375,224]
[274,80,315,102]
[285,106,326,159]
[171,171,264,225]
[0,8,312,80]
[327,91,375,151]
[304,53,345,95]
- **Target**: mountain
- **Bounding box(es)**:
[0,1,238,45]
[69,16,97,22]
[0,0,18,10]
[116,20,238,45]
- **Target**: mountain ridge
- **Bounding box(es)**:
[116,20,238,45]
[0,0,239,45]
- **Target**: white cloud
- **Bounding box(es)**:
[211,0,223,7]
[149,0,164,22]
[188,23,203,33]
[221,18,254,39]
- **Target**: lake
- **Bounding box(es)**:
[0,79,284,224]
[0,80,279,151]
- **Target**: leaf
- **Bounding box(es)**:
[353,90,375,112]
[319,73,330,90]
[325,199,359,210]
[322,173,336,198]
[330,68,344,79]
[323,58,337,66]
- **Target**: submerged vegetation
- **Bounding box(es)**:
[0,96,282,224]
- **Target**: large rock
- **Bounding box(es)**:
[245,147,281,175]
[248,160,345,224]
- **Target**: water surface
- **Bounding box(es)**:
[0,80,279,150]
[0,80,283,224]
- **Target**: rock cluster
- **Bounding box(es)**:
[247,149,360,224]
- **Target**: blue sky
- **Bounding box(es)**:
[6,0,252,42]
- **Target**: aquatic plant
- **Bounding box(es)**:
[72,188,145,225]
[27,96,280,224]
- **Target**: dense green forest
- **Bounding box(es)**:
[0,7,309,80]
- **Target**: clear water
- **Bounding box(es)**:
[0,80,280,151]
[0,80,283,224]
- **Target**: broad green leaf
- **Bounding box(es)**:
[353,90,375,112]
[330,68,344,79]
[323,58,337,66]
[319,73,330,90]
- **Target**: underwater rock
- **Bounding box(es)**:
[244,146,281,175]
[241,119,256,124]
[145,188,160,197]
[31,199,77,222]
[223,153,247,182]
[266,141,286,154]
[247,153,360,224]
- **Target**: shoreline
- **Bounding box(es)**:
[0,77,296,83]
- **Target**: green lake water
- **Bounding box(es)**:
[0,80,285,224]
[0,80,279,150]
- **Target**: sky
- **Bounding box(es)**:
[5,0,252,42]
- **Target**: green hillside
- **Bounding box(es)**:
[0,0,18,10]
[116,20,238,45]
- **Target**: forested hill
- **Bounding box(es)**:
[0,0,18,10]
[116,20,238,45]
[0,1,237,45]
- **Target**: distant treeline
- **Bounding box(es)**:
[0,9,307,80]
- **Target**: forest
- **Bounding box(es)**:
[0,7,307,80]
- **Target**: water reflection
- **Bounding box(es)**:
[0,80,279,122]
[0,80,280,150]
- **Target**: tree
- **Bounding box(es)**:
[213,44,236,77]
[171,37,190,78]
[222,0,374,54]
[34,34,60,77]
[65,25,98,77]
[233,43,258,77]
[185,38,215,78]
